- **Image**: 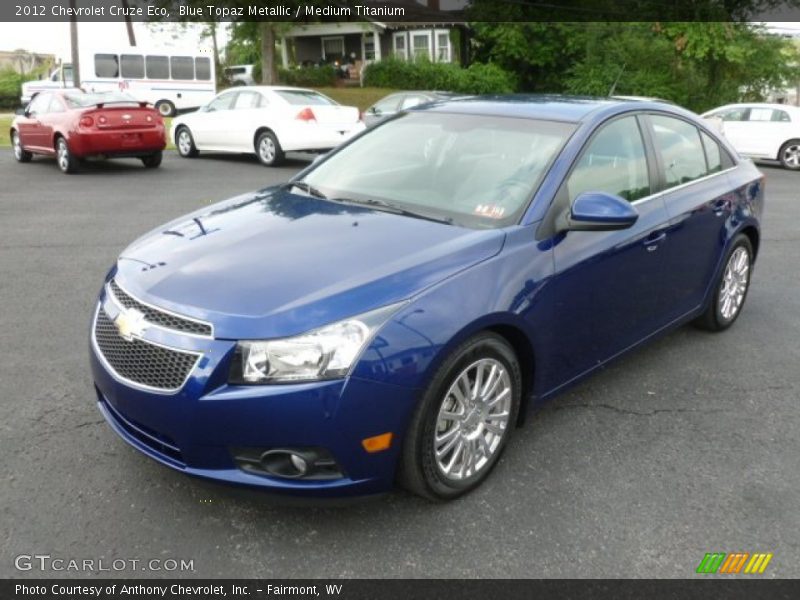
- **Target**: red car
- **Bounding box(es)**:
[11,91,166,174]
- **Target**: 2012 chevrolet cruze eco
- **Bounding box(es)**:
[90,97,764,500]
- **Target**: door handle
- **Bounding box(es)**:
[712,199,728,216]
[643,231,667,252]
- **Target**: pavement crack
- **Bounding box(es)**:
[553,403,725,416]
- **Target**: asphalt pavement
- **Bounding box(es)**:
[1,150,798,578]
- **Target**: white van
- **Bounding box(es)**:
[20,47,216,116]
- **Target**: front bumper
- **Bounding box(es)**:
[89,306,419,497]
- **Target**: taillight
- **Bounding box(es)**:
[295,107,316,122]
[79,116,94,127]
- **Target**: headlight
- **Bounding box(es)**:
[229,303,403,384]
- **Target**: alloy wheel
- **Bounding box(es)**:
[719,246,750,321]
[13,132,22,160]
[782,144,800,169]
[433,358,512,482]
[259,137,276,163]
[57,140,70,172]
[177,131,192,155]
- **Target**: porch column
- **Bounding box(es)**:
[280,37,289,69]
[373,30,381,61]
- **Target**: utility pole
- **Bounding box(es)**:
[69,0,80,87]
[121,0,137,45]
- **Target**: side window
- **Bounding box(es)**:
[566,116,650,203]
[28,94,50,114]
[650,115,708,188]
[195,57,211,81]
[170,56,194,80]
[146,55,169,79]
[94,54,119,78]
[700,130,722,174]
[120,54,144,79]
[748,107,775,122]
[207,93,236,112]
[48,96,66,113]
[372,95,402,115]
[719,108,748,122]
[233,91,261,109]
[772,110,790,122]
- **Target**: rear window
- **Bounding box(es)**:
[94,54,119,78]
[170,56,194,80]
[274,90,337,106]
[63,92,139,108]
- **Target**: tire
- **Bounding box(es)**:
[55,136,78,174]
[11,130,32,163]
[141,151,162,169]
[255,131,284,167]
[778,139,800,170]
[694,234,754,332]
[398,332,522,501]
[175,127,198,158]
[155,100,176,118]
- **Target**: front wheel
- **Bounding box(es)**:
[398,332,521,501]
[55,137,78,174]
[694,234,753,331]
[779,140,800,170]
[141,151,162,169]
[175,127,198,158]
[11,130,32,163]
[256,131,284,167]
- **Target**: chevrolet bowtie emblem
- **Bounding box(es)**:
[114,307,148,341]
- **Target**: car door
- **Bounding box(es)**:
[190,91,238,148]
[228,90,266,151]
[743,107,785,158]
[644,114,736,321]
[538,115,673,391]
[20,93,52,151]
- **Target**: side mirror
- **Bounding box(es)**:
[369,107,379,115]
[557,191,638,232]
[15,107,26,116]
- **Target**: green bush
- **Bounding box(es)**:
[278,65,337,87]
[363,58,516,94]
[0,68,23,97]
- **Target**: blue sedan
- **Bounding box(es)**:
[90,96,763,500]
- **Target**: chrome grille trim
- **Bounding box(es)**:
[91,304,202,394]
[107,279,214,339]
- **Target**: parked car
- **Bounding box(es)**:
[170,86,365,166]
[91,97,763,500]
[702,103,800,170]
[364,91,459,127]
[11,90,166,174]
[223,64,256,87]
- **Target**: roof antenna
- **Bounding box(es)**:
[608,63,626,96]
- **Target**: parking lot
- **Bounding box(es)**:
[1,150,798,578]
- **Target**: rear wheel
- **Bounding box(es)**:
[256,131,284,167]
[55,137,78,174]
[11,130,32,163]
[175,127,198,158]
[141,151,163,169]
[694,234,753,332]
[779,140,800,170]
[155,100,176,118]
[398,332,521,500]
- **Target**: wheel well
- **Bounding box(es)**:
[486,324,535,427]
[778,138,800,160]
[740,225,759,261]
[174,125,188,144]
[52,132,64,149]
[253,127,276,151]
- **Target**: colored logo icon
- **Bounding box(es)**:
[696,552,773,574]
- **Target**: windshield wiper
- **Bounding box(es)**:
[341,197,454,225]
[282,181,327,200]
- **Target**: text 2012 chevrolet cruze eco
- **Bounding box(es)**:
[90,97,763,500]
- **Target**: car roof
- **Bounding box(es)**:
[416,94,677,123]
[704,102,800,114]
[224,86,320,94]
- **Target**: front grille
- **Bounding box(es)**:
[94,307,200,392]
[109,279,212,337]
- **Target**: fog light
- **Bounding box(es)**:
[231,446,344,480]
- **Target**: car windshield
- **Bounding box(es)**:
[302,112,575,228]
[63,92,139,108]
[274,90,337,106]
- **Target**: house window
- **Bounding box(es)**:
[364,39,376,61]
[393,32,408,60]
[435,30,451,63]
[412,31,433,60]
[321,37,345,61]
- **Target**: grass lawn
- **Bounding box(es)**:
[0,87,395,148]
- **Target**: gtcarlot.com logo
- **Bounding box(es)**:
[696,552,773,574]
[14,554,194,573]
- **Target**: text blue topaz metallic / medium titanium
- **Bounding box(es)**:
[90,96,764,499]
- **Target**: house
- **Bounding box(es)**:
[278,0,469,77]
[0,50,55,74]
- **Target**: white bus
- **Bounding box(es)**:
[20,47,216,116]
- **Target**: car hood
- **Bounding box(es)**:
[114,187,506,339]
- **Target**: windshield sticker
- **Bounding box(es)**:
[474,204,506,219]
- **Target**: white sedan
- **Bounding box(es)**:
[170,86,365,166]
[701,103,800,170]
